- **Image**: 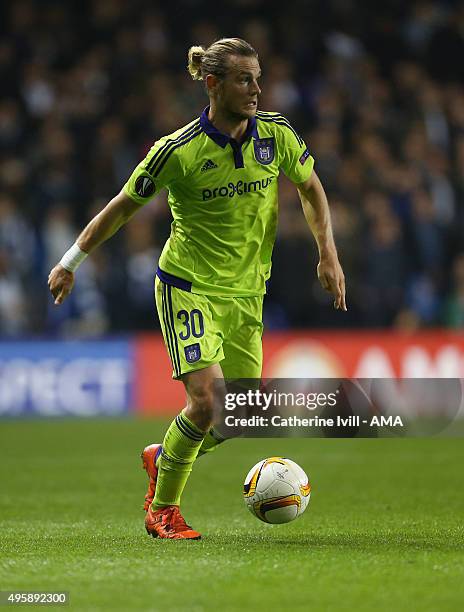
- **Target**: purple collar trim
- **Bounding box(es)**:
[200,106,259,148]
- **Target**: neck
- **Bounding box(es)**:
[208,102,248,142]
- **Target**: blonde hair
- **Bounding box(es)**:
[187,38,258,82]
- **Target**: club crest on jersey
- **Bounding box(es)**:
[185,343,201,363]
[254,138,275,165]
[135,175,155,198]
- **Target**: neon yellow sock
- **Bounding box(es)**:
[152,410,205,509]
[197,427,225,456]
[155,427,226,468]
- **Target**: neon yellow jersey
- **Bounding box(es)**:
[123,108,314,296]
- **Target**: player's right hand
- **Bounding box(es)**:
[48,264,74,305]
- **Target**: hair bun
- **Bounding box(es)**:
[187,46,205,80]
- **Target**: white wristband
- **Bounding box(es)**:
[59,243,88,273]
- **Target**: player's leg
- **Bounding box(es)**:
[152,363,222,509]
[141,288,262,516]
[141,429,224,511]
[185,294,264,450]
[179,294,264,451]
[145,364,224,539]
[151,293,263,499]
[210,294,264,441]
[196,425,226,456]
[144,279,224,538]
[142,413,225,504]
[141,285,225,512]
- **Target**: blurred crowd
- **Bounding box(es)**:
[1,0,464,336]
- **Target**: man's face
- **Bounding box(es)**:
[213,55,261,120]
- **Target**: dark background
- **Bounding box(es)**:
[1,0,463,337]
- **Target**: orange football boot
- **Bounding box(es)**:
[145,505,201,540]
[141,444,162,512]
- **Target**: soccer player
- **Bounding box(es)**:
[48,38,346,540]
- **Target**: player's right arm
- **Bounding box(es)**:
[48,191,145,305]
[48,129,185,305]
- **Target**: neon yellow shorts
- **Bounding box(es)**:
[155,277,264,379]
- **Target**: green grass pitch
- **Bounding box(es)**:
[1,419,463,611]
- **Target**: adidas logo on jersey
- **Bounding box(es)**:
[200,159,218,172]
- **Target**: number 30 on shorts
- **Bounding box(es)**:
[177,309,205,340]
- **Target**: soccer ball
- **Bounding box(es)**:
[243,457,311,524]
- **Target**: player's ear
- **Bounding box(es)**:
[206,73,219,96]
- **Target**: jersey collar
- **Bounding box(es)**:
[200,106,259,148]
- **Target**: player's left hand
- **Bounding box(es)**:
[317,255,347,311]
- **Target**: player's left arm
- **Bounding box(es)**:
[297,171,347,311]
